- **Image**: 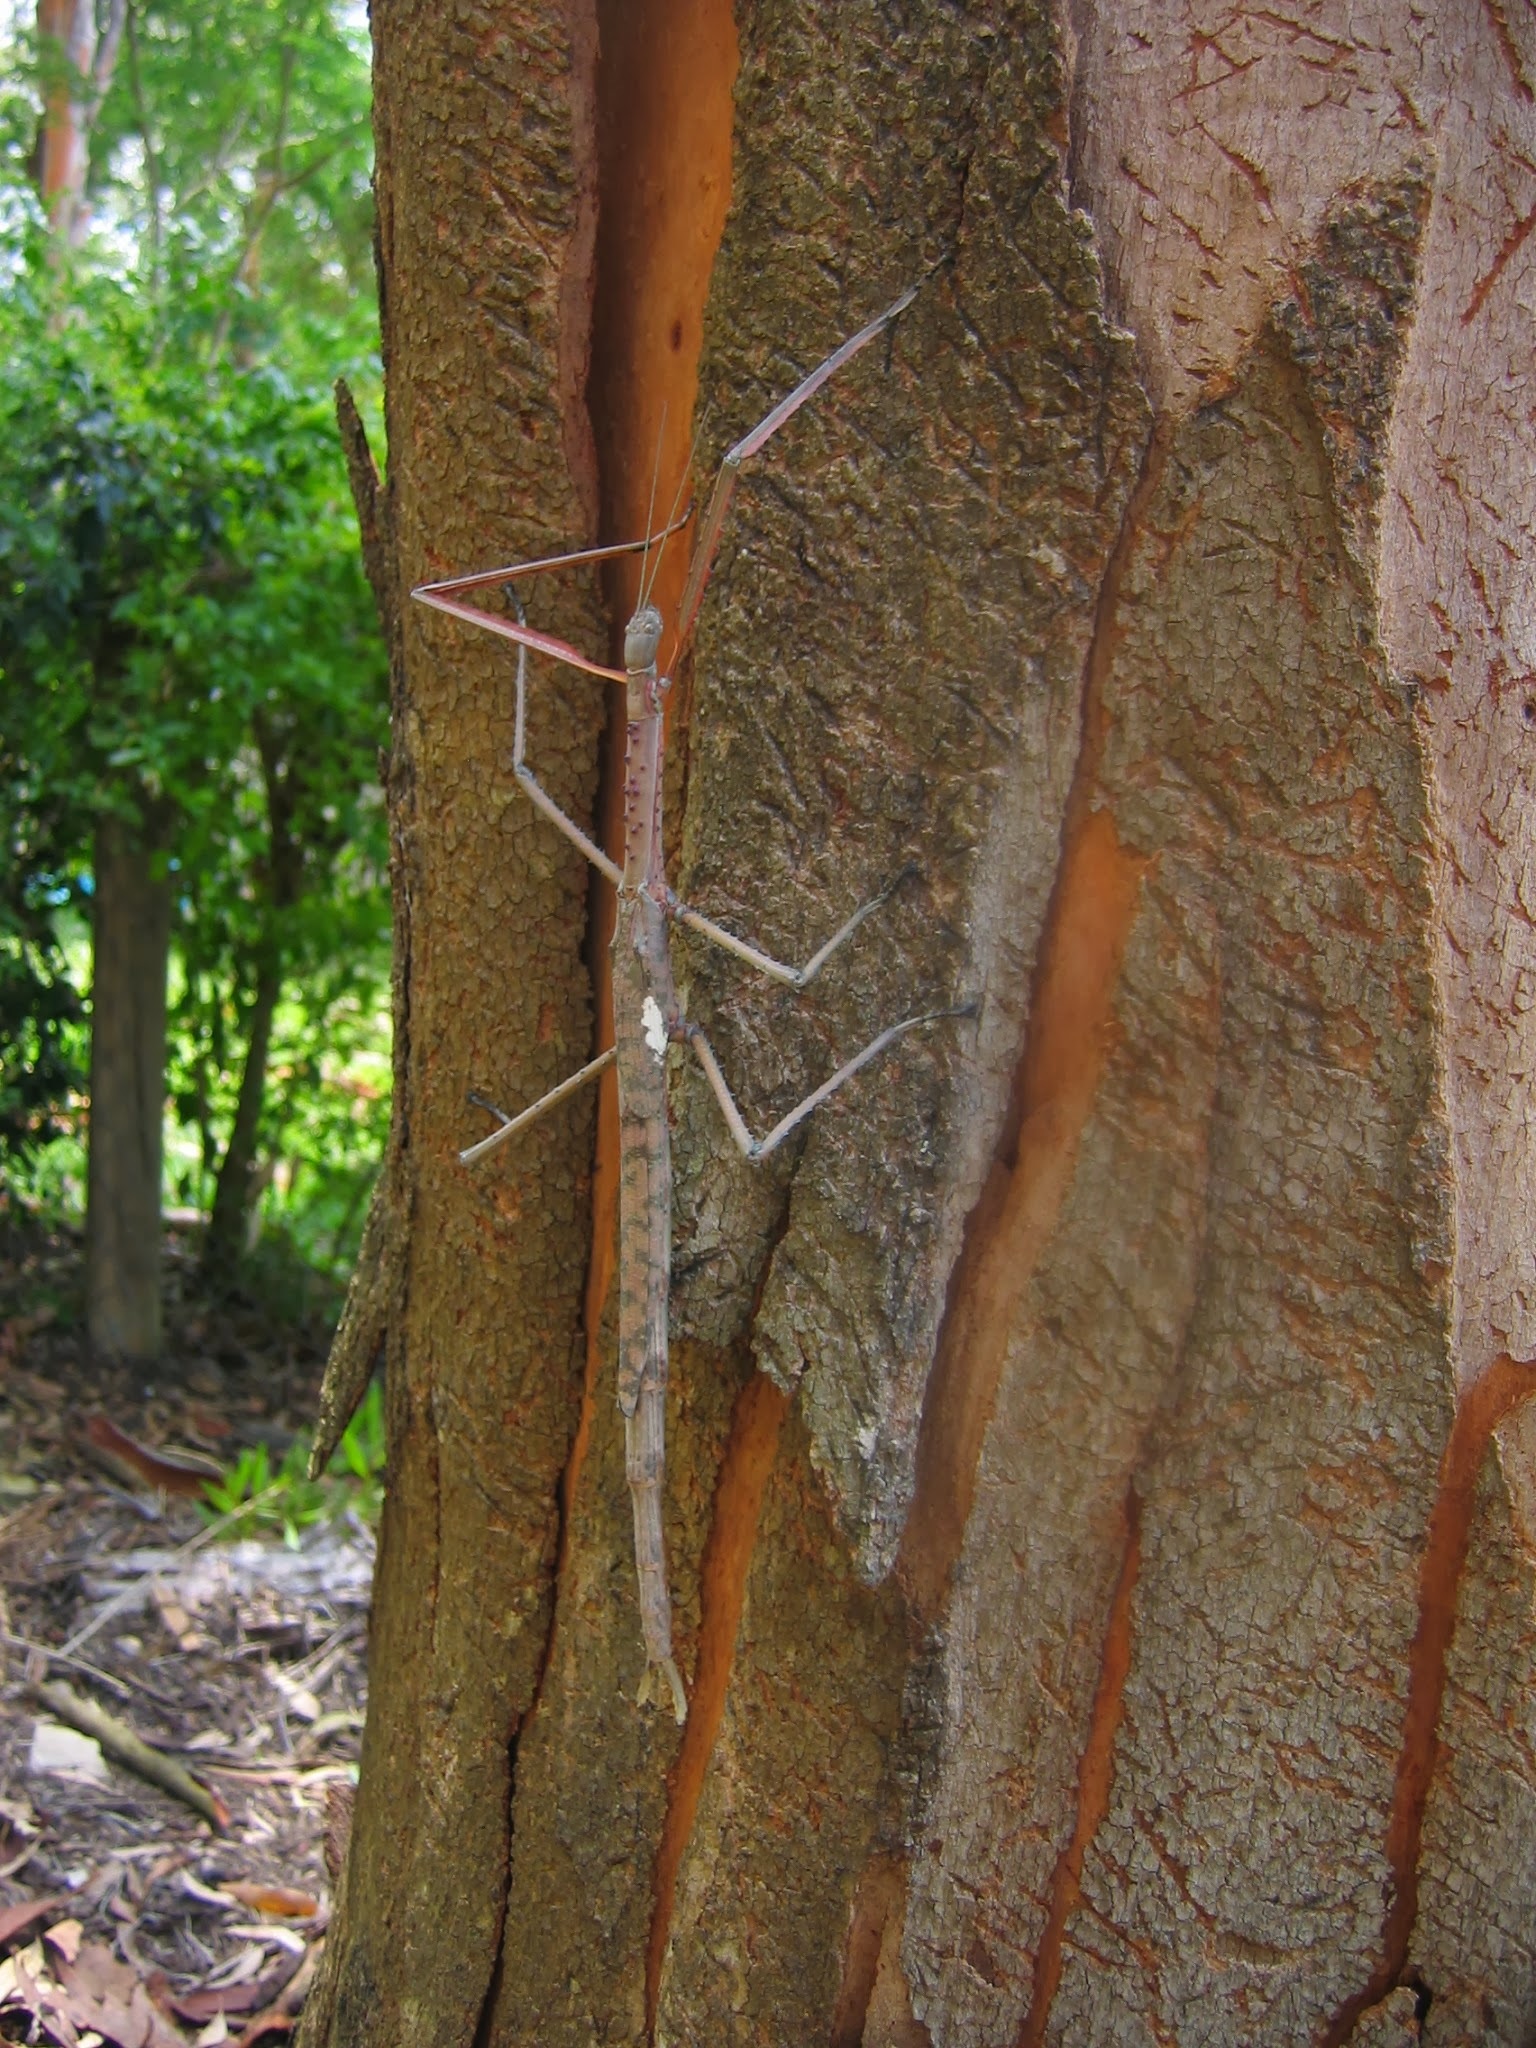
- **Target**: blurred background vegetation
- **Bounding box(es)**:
[0,0,389,1322]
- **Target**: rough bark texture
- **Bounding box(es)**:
[85,814,170,1361]
[299,3,605,2039]
[302,3,1536,2045]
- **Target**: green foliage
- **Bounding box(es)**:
[201,1378,386,1543]
[0,0,390,1272]
[0,880,85,1161]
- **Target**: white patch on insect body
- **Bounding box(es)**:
[642,996,667,1062]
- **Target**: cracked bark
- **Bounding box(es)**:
[302,3,1536,2044]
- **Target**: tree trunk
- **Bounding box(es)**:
[35,0,124,245]
[301,6,1536,2046]
[86,814,170,1360]
[201,938,282,1277]
[202,720,304,1278]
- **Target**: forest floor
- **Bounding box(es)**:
[0,1210,369,2047]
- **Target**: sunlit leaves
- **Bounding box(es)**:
[0,0,388,1264]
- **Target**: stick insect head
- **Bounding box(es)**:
[624,600,664,675]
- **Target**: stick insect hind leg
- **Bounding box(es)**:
[683,1004,970,1165]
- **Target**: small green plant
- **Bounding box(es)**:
[201,1378,384,1544]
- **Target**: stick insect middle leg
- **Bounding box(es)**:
[663,865,916,989]
[684,1006,968,1162]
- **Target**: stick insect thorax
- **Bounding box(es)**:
[620,600,667,894]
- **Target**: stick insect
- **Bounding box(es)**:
[414,283,955,1723]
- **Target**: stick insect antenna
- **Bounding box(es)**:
[637,403,668,610]
[642,417,705,615]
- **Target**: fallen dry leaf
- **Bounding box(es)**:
[0,1795,39,1873]
[29,1718,110,1785]
[0,1892,69,1950]
[230,1938,318,2048]
[44,1918,83,1963]
[50,1938,184,2048]
[218,1884,317,1921]
[152,1582,208,1653]
[170,1950,302,2023]
[83,1414,222,1499]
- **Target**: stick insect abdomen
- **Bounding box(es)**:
[612,887,687,1722]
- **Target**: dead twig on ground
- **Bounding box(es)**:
[26,1679,229,1831]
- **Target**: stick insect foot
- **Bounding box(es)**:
[639,1655,689,1725]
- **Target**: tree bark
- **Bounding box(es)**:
[202,718,305,1278]
[301,5,1536,2046]
[201,937,282,1273]
[86,813,170,1360]
[35,0,125,244]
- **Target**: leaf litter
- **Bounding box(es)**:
[0,1214,371,2045]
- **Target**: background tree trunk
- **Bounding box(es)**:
[35,0,125,244]
[86,813,170,1360]
[301,5,1536,2045]
[201,937,282,1274]
[202,719,305,1278]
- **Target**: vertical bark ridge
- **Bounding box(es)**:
[482,3,739,2039]
[899,419,1169,1623]
[829,1854,909,2048]
[643,1370,788,2033]
[1016,1485,1142,2048]
[301,0,615,2037]
[1322,1353,1536,2046]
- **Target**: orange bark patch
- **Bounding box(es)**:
[591,0,738,651]
[830,1853,931,2048]
[539,0,737,1709]
[645,1371,788,2034]
[1323,1351,1536,2044]
[830,1853,906,2047]
[899,804,1148,1620]
[1017,1486,1141,2047]
[899,425,1169,1624]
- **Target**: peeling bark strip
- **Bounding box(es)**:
[645,1371,787,2030]
[1017,1486,1141,2048]
[1324,1354,1536,2046]
[900,420,1167,1626]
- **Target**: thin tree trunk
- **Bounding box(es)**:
[201,938,282,1276]
[202,716,304,1278]
[35,0,125,245]
[86,813,170,1360]
[302,5,1536,2046]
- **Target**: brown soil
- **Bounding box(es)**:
[0,1209,367,2045]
